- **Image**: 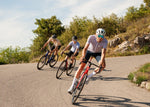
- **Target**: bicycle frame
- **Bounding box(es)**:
[76,61,100,88]
[45,50,55,64]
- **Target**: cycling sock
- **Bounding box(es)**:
[70,77,78,89]
[87,71,96,79]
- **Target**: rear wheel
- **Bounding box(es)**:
[56,60,66,79]
[49,54,58,67]
[72,74,87,104]
[66,59,76,76]
[37,55,47,70]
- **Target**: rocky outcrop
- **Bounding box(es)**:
[140,81,150,90]
[114,41,130,52]
[134,34,150,46]
[108,36,122,48]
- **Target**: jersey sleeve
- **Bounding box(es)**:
[69,41,73,46]
[76,42,80,49]
[86,35,92,45]
[103,39,108,49]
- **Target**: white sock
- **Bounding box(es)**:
[69,77,78,89]
[87,71,96,79]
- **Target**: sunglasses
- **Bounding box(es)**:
[98,35,104,39]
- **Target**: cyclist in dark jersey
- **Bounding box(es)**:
[68,28,108,94]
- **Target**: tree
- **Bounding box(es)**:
[144,0,150,8]
[30,16,65,58]
[125,6,139,21]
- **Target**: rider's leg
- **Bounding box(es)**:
[68,62,86,94]
[86,56,105,84]
[68,51,91,94]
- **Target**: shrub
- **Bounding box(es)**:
[128,72,134,81]
[136,75,148,85]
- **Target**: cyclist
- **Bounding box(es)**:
[41,34,61,57]
[61,36,80,69]
[68,28,108,94]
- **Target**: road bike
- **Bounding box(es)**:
[37,50,58,70]
[56,53,76,79]
[71,60,102,104]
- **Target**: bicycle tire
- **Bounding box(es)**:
[49,54,58,67]
[37,55,46,70]
[56,60,66,79]
[72,74,87,104]
[66,59,76,76]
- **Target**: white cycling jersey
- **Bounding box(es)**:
[86,35,108,53]
[69,41,80,52]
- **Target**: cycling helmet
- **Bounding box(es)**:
[72,36,77,41]
[96,28,106,36]
[52,34,57,39]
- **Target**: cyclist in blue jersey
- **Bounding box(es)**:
[68,28,108,94]
[61,36,80,69]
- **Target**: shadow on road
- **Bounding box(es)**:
[74,95,150,107]
[90,75,128,82]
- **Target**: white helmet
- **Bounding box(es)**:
[96,28,106,36]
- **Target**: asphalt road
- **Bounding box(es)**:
[0,54,150,107]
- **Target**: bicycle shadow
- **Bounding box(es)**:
[90,75,128,82]
[74,95,150,107]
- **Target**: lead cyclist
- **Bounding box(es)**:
[68,28,108,94]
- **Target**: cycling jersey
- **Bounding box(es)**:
[69,41,80,52]
[86,35,108,53]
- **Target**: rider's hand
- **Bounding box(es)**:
[41,47,43,51]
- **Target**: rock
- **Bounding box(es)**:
[143,34,150,42]
[146,82,150,90]
[134,36,145,46]
[140,81,147,88]
[109,36,122,47]
[118,41,130,49]
[133,77,137,82]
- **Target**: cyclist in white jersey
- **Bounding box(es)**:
[61,36,80,69]
[68,28,108,94]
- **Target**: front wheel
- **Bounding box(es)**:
[72,74,87,104]
[37,55,47,70]
[66,59,76,76]
[49,54,58,67]
[56,60,66,79]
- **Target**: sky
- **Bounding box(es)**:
[0,0,144,48]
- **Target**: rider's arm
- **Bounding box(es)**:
[61,44,70,54]
[73,48,79,56]
[99,48,106,66]
[42,37,51,49]
[81,43,89,60]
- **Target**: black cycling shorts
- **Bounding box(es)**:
[67,51,79,57]
[84,50,101,63]
[51,45,61,51]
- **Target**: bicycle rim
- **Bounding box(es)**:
[49,54,58,67]
[72,74,87,104]
[56,60,66,79]
[37,56,46,70]
[66,59,76,75]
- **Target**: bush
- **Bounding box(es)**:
[128,63,150,85]
[128,72,134,81]
[136,75,148,85]
[0,46,30,64]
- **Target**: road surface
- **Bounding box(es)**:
[0,54,150,107]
